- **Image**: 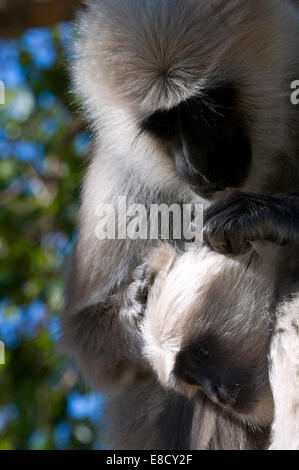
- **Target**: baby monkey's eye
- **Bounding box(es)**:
[193,343,210,361]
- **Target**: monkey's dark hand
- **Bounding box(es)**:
[203,191,299,255]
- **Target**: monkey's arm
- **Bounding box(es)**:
[269,296,299,450]
[61,221,155,390]
[203,192,299,255]
[59,154,151,389]
[61,270,147,390]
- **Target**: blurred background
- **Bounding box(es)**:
[0,0,105,450]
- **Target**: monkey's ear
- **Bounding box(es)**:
[146,243,178,278]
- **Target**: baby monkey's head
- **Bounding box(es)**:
[141,244,276,426]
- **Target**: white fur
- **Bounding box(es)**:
[269,296,299,450]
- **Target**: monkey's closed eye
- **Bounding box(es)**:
[141,84,236,142]
[189,343,210,362]
[195,344,210,360]
[141,108,178,140]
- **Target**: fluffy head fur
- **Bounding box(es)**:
[142,244,277,425]
[73,0,299,195]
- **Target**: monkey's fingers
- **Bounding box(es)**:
[203,191,285,255]
[203,222,252,255]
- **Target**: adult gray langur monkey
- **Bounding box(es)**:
[61,0,299,449]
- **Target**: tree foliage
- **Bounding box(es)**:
[0,23,104,450]
[0,0,83,37]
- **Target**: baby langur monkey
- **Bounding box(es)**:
[139,242,277,431]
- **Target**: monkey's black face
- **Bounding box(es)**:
[173,334,262,415]
[141,84,252,198]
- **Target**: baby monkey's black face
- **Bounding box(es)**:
[173,334,265,416]
[141,83,252,198]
